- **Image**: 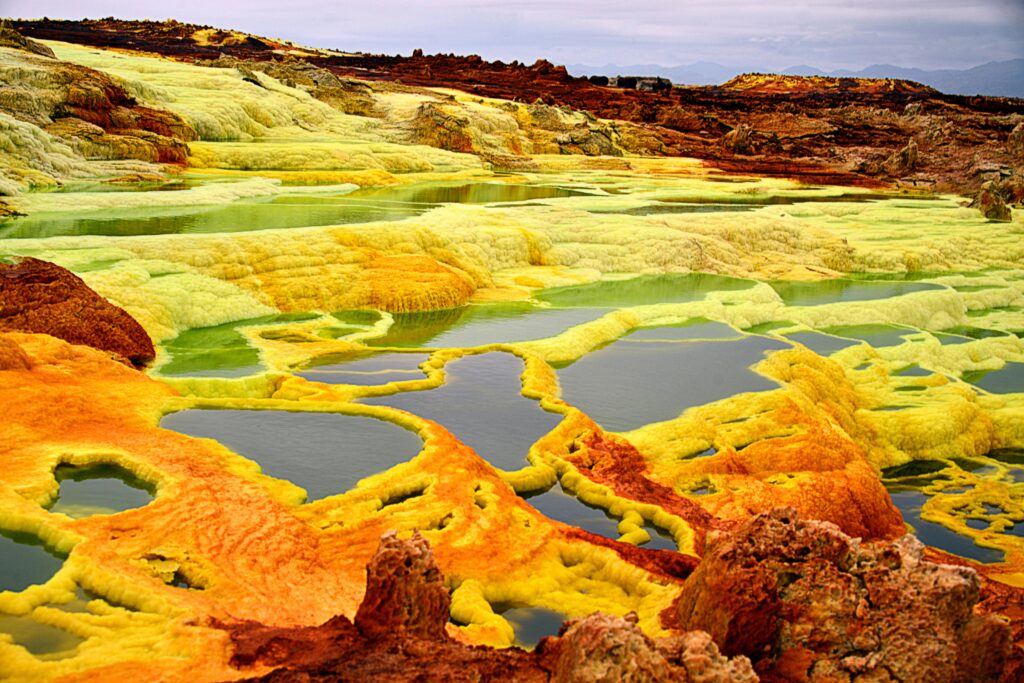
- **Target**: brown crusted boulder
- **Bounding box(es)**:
[354,530,451,642]
[0,257,155,366]
[1008,122,1024,156]
[541,612,757,683]
[223,531,755,682]
[410,102,476,153]
[676,508,1011,683]
[972,180,1013,221]
[882,138,918,177]
[722,123,754,155]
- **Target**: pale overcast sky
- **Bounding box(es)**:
[3,0,1022,70]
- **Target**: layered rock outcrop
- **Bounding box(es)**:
[0,257,154,365]
[0,26,194,179]
[14,18,1023,195]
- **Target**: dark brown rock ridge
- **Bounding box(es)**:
[14,18,1023,196]
[676,507,1013,683]
[0,257,154,366]
[221,531,755,682]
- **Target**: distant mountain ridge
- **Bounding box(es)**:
[567,59,1024,98]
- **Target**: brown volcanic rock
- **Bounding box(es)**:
[0,22,56,58]
[676,508,1012,682]
[0,257,154,366]
[354,531,450,641]
[542,612,757,683]
[972,180,1014,221]
[224,532,755,682]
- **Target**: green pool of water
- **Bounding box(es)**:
[522,485,622,539]
[46,464,156,519]
[361,352,562,471]
[0,615,84,659]
[366,303,608,349]
[0,182,587,239]
[159,312,317,377]
[45,180,202,194]
[642,525,679,550]
[769,279,944,306]
[297,352,429,386]
[0,531,65,593]
[783,331,861,355]
[159,409,424,501]
[962,362,1024,394]
[627,319,741,341]
[556,336,790,432]
[894,364,935,377]
[940,325,1013,341]
[534,274,755,308]
[821,324,916,348]
[587,202,759,216]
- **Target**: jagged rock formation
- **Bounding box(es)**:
[222,531,755,682]
[722,123,754,155]
[353,531,450,641]
[0,257,155,365]
[973,181,1013,221]
[546,613,757,683]
[676,508,1014,682]
[13,18,1024,194]
[882,138,919,177]
[219,514,1019,682]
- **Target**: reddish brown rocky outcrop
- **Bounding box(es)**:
[353,530,450,642]
[544,612,757,683]
[0,21,56,58]
[217,516,1024,682]
[676,508,1014,682]
[0,257,154,366]
[222,532,755,682]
